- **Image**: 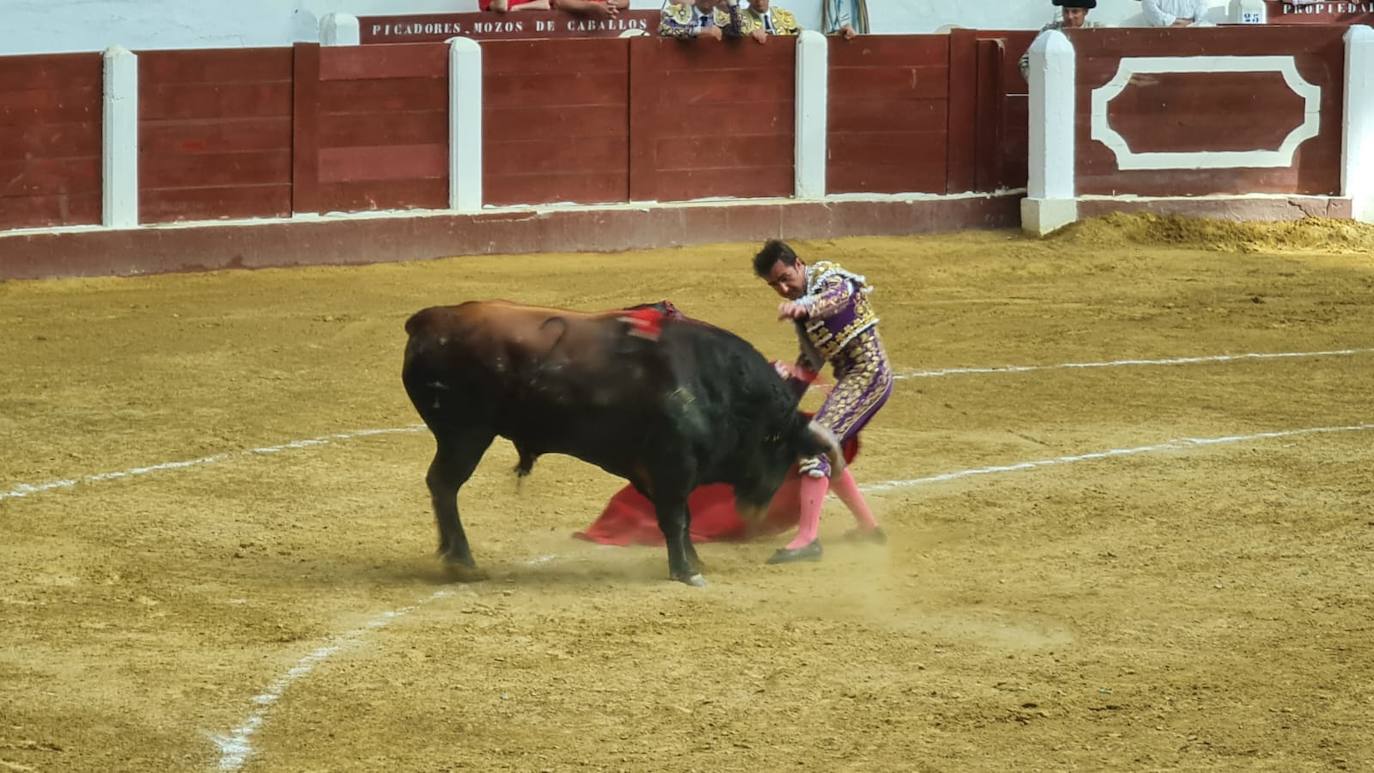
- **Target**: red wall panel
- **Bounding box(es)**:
[629,37,795,203]
[306,43,450,213]
[1070,27,1345,196]
[944,29,1034,194]
[482,39,630,206]
[138,48,293,223]
[0,53,102,229]
[827,35,950,195]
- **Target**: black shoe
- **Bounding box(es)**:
[766,540,822,564]
[842,527,887,545]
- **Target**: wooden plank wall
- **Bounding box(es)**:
[992,31,1034,191]
[139,48,294,223]
[482,39,630,206]
[828,36,950,195]
[304,43,450,213]
[0,53,102,229]
[945,30,1034,194]
[1071,27,1346,196]
[629,37,796,203]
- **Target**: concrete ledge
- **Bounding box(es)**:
[1021,197,1078,235]
[1077,196,1352,222]
[0,195,1020,281]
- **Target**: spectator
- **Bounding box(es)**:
[741,0,801,43]
[1019,0,1103,80]
[482,0,551,11]
[554,0,628,18]
[659,0,744,40]
[822,0,867,39]
[1138,0,1213,26]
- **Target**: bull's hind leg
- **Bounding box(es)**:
[426,427,495,578]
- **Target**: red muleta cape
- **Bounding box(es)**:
[574,432,860,546]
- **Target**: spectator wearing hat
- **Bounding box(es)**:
[1138,0,1213,26]
[1019,0,1103,80]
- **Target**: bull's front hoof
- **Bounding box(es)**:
[442,563,489,583]
[674,573,708,588]
[439,549,476,568]
[766,540,822,564]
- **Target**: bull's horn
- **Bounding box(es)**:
[807,420,846,479]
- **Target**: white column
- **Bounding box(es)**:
[794,29,827,200]
[449,37,483,213]
[1229,0,1267,24]
[1343,25,1374,223]
[320,13,361,46]
[1021,30,1077,235]
[102,46,138,228]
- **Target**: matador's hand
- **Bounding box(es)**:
[777,301,808,320]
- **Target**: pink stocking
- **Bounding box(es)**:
[787,475,829,549]
[831,468,878,530]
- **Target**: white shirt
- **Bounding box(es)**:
[1141,0,1212,26]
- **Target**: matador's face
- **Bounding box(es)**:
[762,259,807,300]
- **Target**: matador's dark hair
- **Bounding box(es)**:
[753,239,800,277]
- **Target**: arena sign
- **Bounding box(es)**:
[1262,1,1374,23]
[358,10,660,43]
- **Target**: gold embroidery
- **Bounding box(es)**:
[800,260,879,361]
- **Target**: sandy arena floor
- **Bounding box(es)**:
[1,216,1372,771]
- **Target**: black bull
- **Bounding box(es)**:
[401,300,844,586]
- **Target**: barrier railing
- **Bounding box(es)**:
[1022,24,1373,233]
[0,32,1028,234]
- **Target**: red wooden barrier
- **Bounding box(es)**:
[482,39,630,206]
[1070,27,1345,196]
[628,37,796,203]
[0,33,1045,231]
[946,29,1035,194]
[138,48,293,223]
[294,42,450,214]
[828,35,950,195]
[0,53,102,229]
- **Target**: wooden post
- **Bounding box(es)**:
[1021,30,1076,235]
[449,36,483,213]
[794,30,827,199]
[1344,25,1374,223]
[102,46,138,228]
